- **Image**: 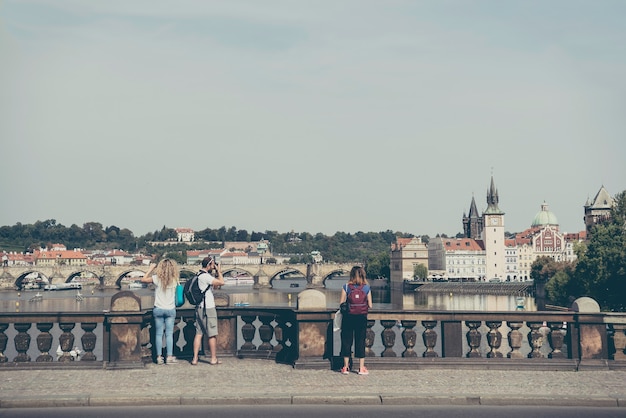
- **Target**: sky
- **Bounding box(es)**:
[1,1,624,238]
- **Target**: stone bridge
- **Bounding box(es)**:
[0,263,357,290]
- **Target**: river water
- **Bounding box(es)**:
[1,277,536,313]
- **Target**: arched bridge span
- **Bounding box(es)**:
[1,263,357,289]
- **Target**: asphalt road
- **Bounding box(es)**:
[1,405,625,418]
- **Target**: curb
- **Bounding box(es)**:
[1,395,624,409]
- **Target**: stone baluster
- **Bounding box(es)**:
[364,320,375,357]
[14,323,31,362]
[380,320,397,357]
[58,322,76,362]
[180,317,197,358]
[257,315,274,352]
[0,323,8,363]
[422,320,438,358]
[486,321,503,358]
[548,322,567,359]
[401,320,417,358]
[611,324,626,361]
[139,317,152,361]
[274,315,296,364]
[240,315,257,351]
[527,322,545,358]
[465,321,482,358]
[273,318,284,356]
[81,323,98,361]
[35,323,54,362]
[507,321,524,359]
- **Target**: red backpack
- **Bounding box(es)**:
[347,284,369,315]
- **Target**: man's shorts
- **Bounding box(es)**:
[195,306,218,337]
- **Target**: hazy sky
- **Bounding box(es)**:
[1,1,624,238]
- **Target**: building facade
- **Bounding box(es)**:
[584,185,615,239]
[428,237,486,281]
[390,236,429,286]
[175,228,195,242]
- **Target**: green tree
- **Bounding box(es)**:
[365,251,390,279]
[545,270,575,307]
[532,256,576,306]
[572,191,626,311]
[413,263,428,280]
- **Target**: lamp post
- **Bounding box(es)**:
[257,240,268,265]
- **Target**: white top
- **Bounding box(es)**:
[152,275,176,310]
[197,271,216,309]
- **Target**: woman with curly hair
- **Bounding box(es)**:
[141,258,180,365]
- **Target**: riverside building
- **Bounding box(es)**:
[394,178,601,283]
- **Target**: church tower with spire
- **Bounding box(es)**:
[463,195,484,239]
[482,176,506,281]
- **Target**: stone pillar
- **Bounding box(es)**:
[572,297,608,368]
[105,291,144,366]
[214,293,235,356]
[294,289,332,368]
[612,324,626,361]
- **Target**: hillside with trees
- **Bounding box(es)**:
[0,221,422,279]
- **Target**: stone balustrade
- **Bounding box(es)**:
[0,292,624,370]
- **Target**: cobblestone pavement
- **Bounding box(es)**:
[1,358,626,408]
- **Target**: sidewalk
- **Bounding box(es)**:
[1,357,625,408]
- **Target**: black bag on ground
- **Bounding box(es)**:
[183,271,210,306]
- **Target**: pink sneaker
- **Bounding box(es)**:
[358,366,369,375]
[340,366,350,375]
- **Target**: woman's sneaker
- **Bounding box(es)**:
[358,366,369,375]
[156,356,165,365]
[166,356,177,364]
[340,366,350,375]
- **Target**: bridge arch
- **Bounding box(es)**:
[114,267,155,289]
[66,269,104,287]
[15,271,50,290]
[321,269,350,287]
[179,267,199,281]
[222,267,255,278]
[268,268,307,288]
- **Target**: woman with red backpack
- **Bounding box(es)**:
[339,265,372,375]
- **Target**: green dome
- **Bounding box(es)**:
[531,202,558,227]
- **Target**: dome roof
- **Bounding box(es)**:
[531,202,559,227]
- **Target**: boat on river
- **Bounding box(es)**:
[224,276,254,286]
[129,281,147,289]
[43,283,82,291]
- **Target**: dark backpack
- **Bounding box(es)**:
[347,284,369,315]
[183,271,210,306]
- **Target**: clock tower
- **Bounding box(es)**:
[482,176,505,281]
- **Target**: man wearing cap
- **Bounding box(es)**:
[191,256,225,365]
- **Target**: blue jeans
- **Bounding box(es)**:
[153,307,176,357]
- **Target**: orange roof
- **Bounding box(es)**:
[442,238,483,252]
[35,250,87,260]
[391,237,413,250]
[108,249,130,256]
